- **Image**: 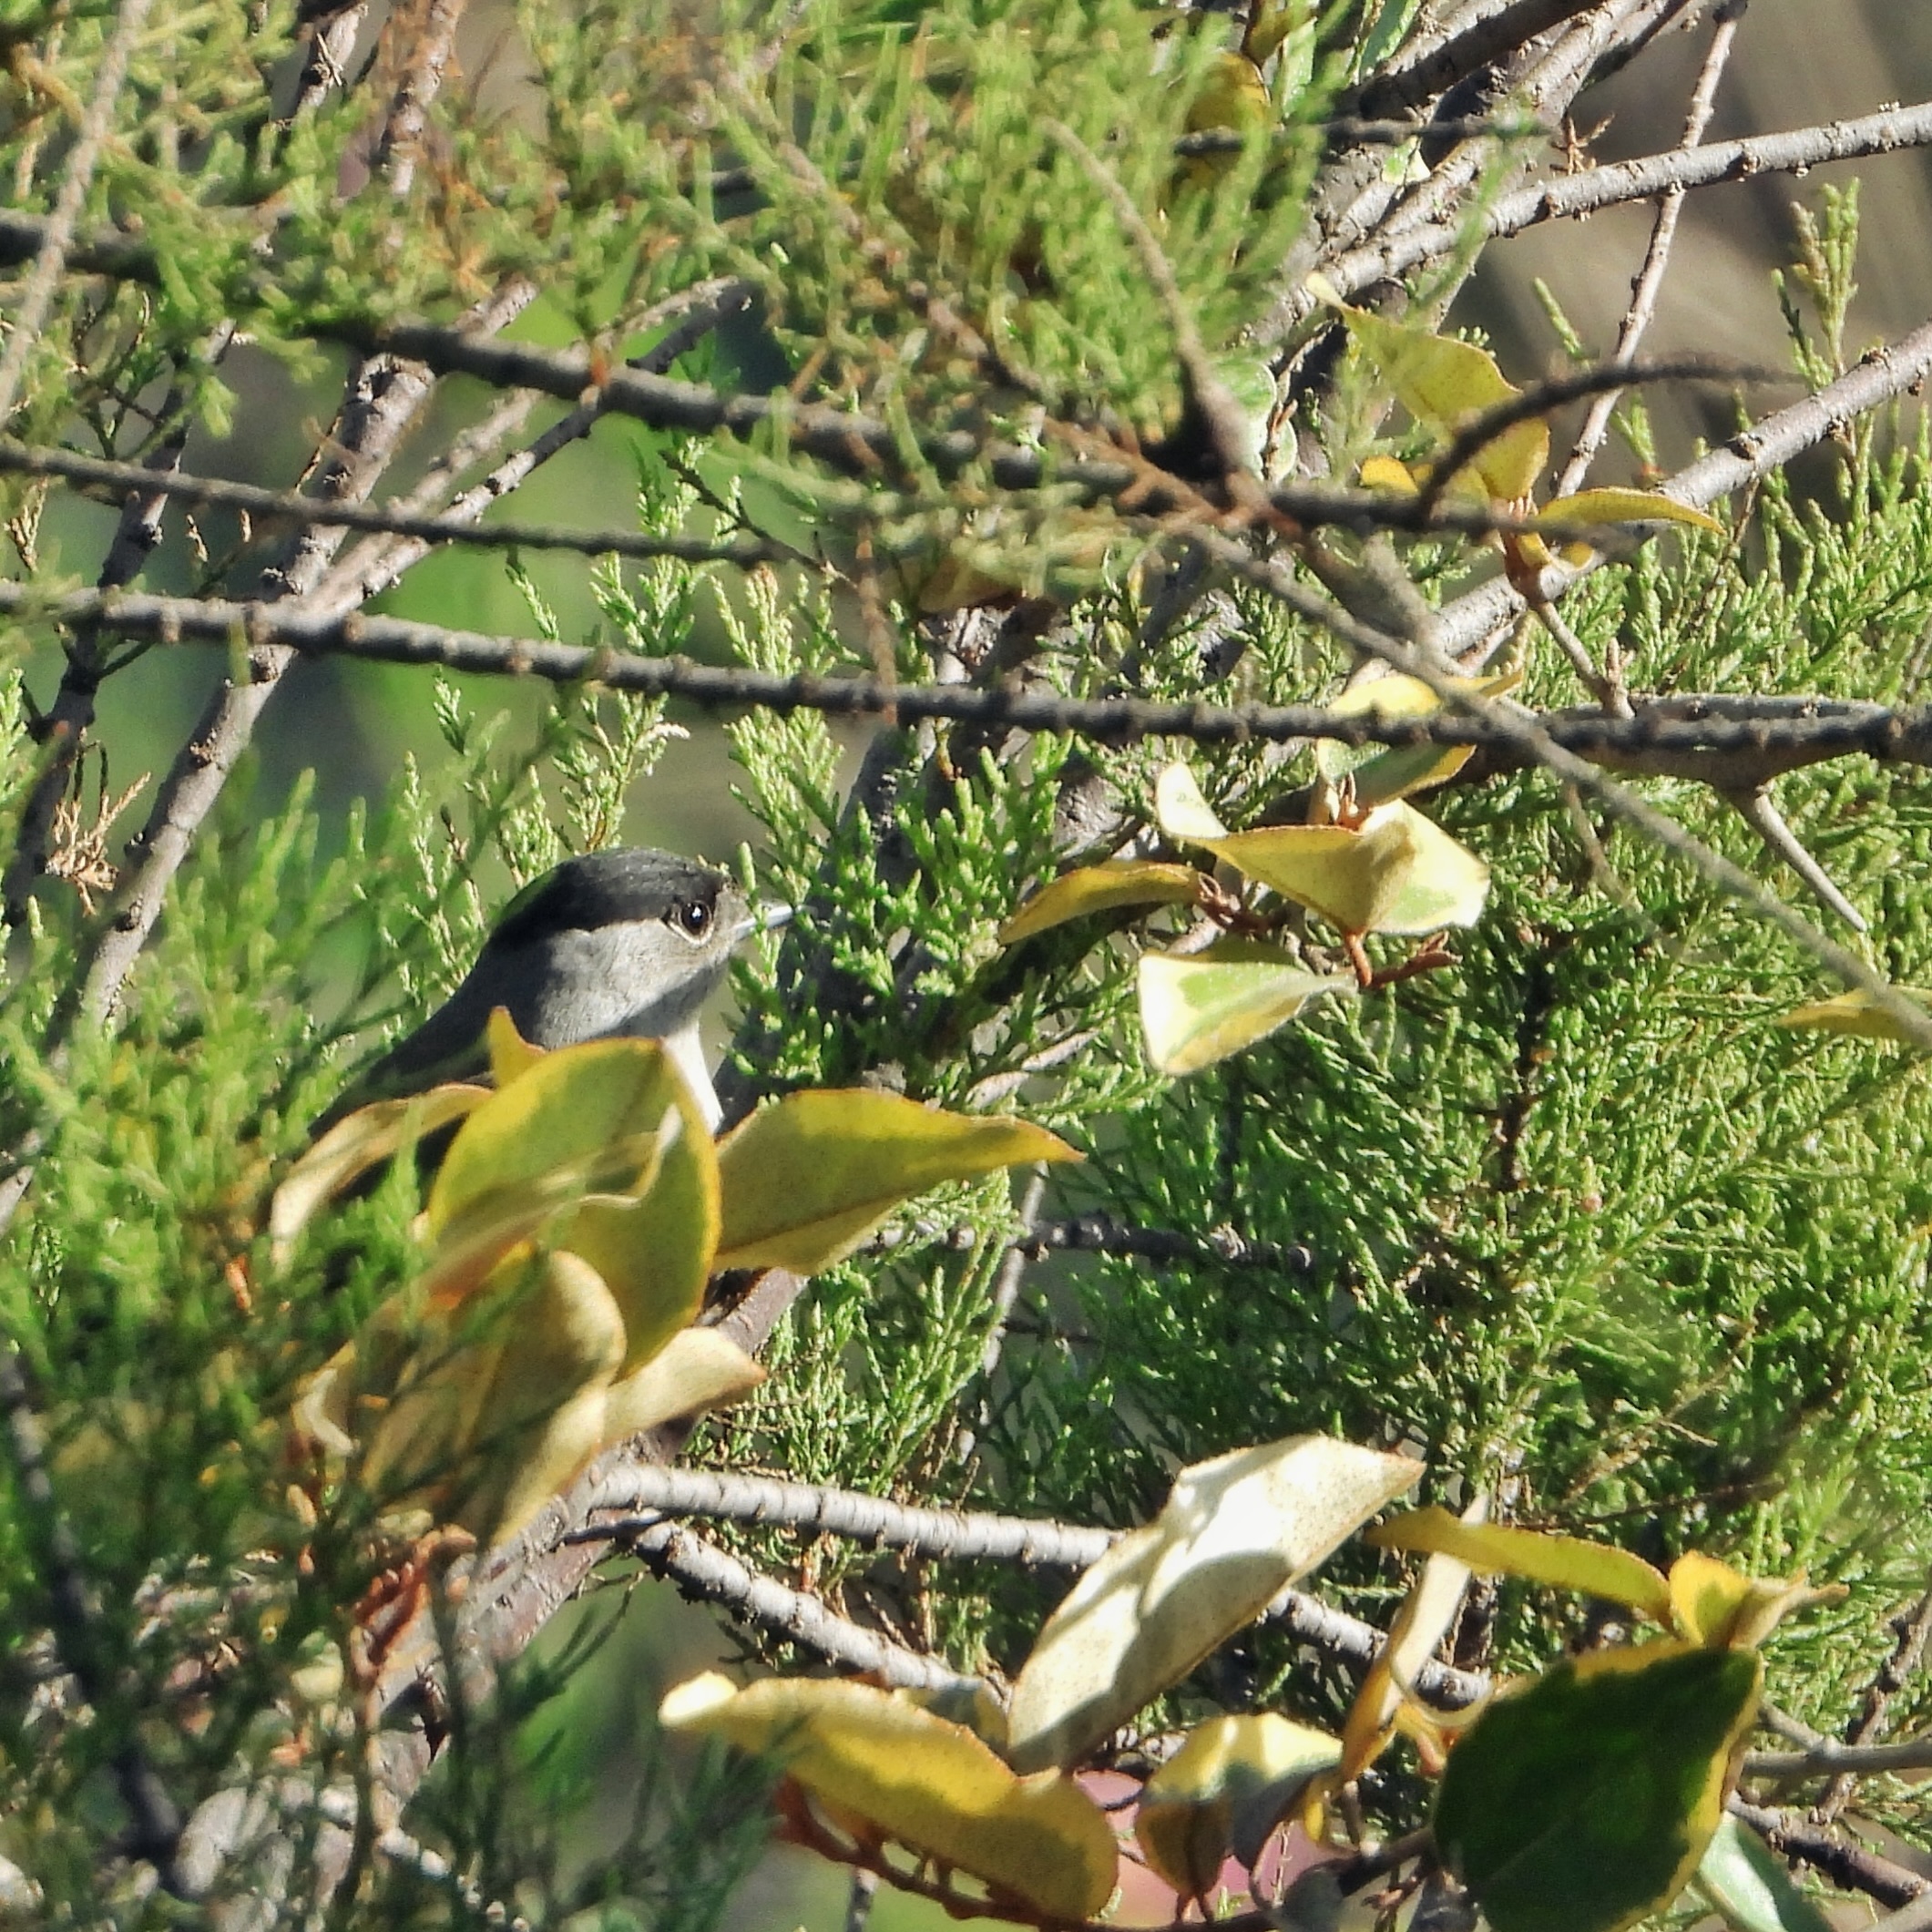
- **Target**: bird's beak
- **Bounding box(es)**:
[761,903,795,932]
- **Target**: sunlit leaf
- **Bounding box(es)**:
[1340,1498,1479,1779]
[1535,488,1725,538]
[1000,860,1204,944]
[714,1090,1079,1273]
[659,1674,1118,1921]
[1139,942,1357,1076]
[269,1085,487,1257]
[1776,987,1932,1045]
[1211,802,1490,935]
[425,1038,688,1262]
[1138,1713,1342,1896]
[1369,1508,1671,1622]
[1007,1436,1421,1773]
[599,1325,766,1442]
[1668,1553,1841,1651]
[1435,1643,1762,1932]
[1155,762,1231,843]
[1696,1813,1835,1932]
[1342,307,1549,502]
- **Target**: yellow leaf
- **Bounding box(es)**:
[1535,488,1725,538]
[1358,455,1420,496]
[427,1038,689,1251]
[659,1674,1117,1922]
[1667,1553,1843,1651]
[1185,50,1270,136]
[1340,1498,1480,1779]
[1368,1508,1672,1623]
[1154,762,1231,843]
[1777,988,1932,1045]
[561,1073,720,1371]
[489,1329,765,1546]
[1138,1714,1342,1897]
[269,1086,487,1258]
[1211,801,1490,935]
[359,1248,628,1544]
[1007,1436,1421,1773]
[1138,943,1357,1076]
[486,1006,545,1086]
[714,1090,1079,1273]
[1342,307,1549,503]
[999,861,1204,945]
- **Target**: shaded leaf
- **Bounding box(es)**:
[1000,860,1204,944]
[1368,1508,1671,1623]
[1139,942,1357,1075]
[1138,1713,1342,1896]
[714,1090,1079,1273]
[1312,670,1518,805]
[270,1085,486,1257]
[562,1073,720,1371]
[1434,1643,1762,1932]
[1696,1813,1835,1932]
[659,1674,1117,1921]
[1007,1436,1421,1773]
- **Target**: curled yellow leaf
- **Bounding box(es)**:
[1139,943,1357,1076]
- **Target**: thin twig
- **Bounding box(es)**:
[1743,1735,1932,1783]
[1815,1570,1932,1823]
[1722,785,1867,931]
[1550,0,1748,497]
[0,440,784,571]
[1189,529,1932,1052]
[1437,311,1932,655]
[0,0,158,425]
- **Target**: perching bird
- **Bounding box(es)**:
[318,848,760,1136]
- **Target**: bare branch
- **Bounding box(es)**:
[1744,1734,1932,1783]
[1313,97,1932,317]
[10,577,1932,786]
[574,1464,1113,1568]
[621,1519,976,1692]
[1728,1796,1928,1909]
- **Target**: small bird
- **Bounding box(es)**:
[319,848,760,1136]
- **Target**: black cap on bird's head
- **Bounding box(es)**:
[321,848,757,1132]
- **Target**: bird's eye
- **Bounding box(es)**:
[673,898,713,938]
